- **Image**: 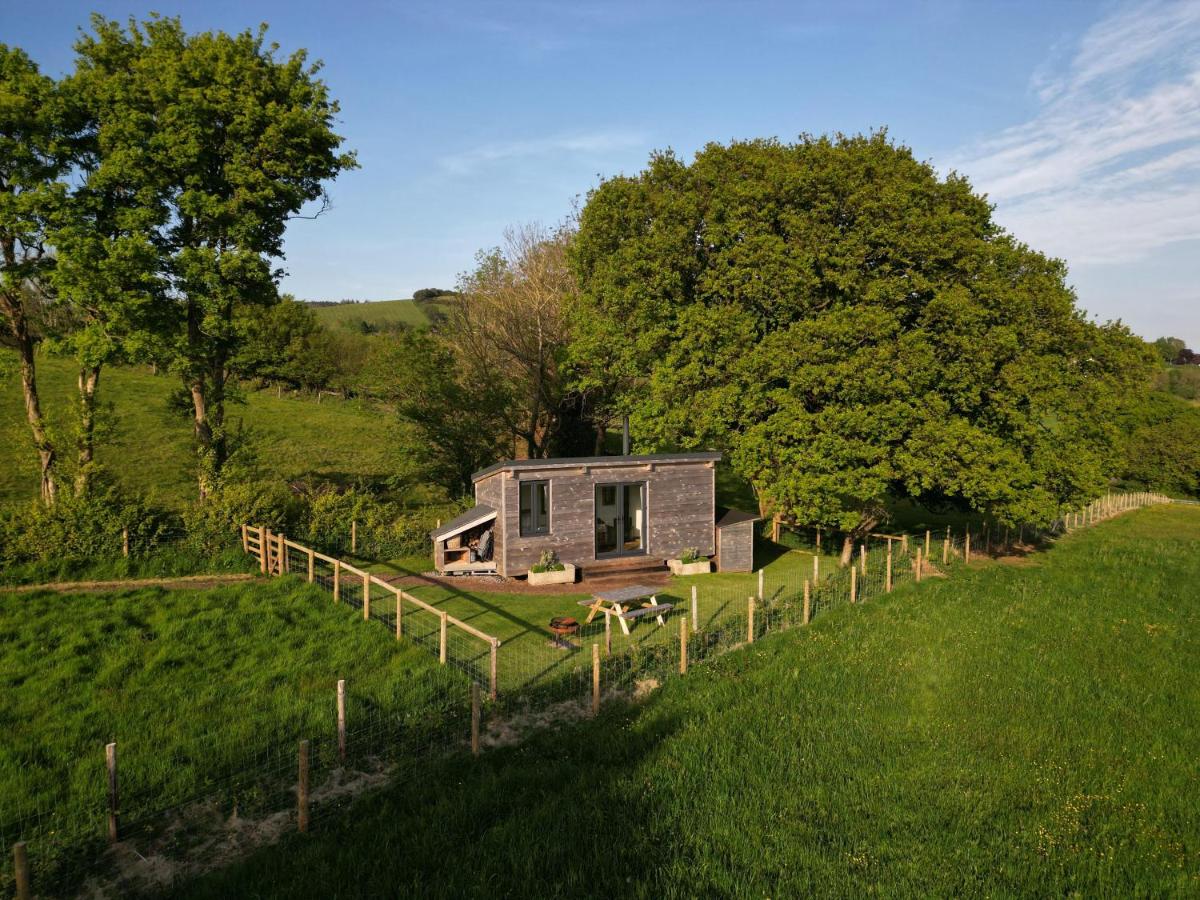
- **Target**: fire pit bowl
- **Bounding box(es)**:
[548,616,580,650]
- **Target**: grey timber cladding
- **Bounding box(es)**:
[480,456,718,577]
[716,518,756,572]
[473,474,506,572]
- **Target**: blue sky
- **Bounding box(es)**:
[9,0,1200,343]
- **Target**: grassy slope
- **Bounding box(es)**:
[311,299,430,329]
[177,504,1200,898]
[0,354,405,508]
[0,578,461,847]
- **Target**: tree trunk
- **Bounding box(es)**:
[75,364,102,496]
[1,290,56,504]
[840,510,882,566]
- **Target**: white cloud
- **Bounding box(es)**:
[438,130,647,176]
[950,0,1200,267]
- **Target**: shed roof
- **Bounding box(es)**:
[472,452,721,482]
[430,504,496,541]
[715,507,760,528]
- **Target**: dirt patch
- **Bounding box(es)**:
[82,761,392,897]
[3,573,257,595]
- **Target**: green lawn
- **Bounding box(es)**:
[0,353,407,508]
[310,298,433,330]
[353,537,845,697]
[0,578,468,893]
[175,504,1200,897]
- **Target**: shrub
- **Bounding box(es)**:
[182,481,304,556]
[531,549,564,573]
[680,548,704,564]
[0,484,167,569]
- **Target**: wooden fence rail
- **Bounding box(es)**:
[246,527,501,699]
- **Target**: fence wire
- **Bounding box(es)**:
[0,492,1168,896]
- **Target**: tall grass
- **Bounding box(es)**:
[173,504,1200,898]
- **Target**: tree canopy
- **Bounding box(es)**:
[570,133,1153,557]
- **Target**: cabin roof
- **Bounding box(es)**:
[715,506,760,528]
[472,452,722,482]
[430,504,496,540]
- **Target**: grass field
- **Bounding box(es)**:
[173,504,1200,897]
[310,299,434,330]
[0,577,469,892]
[358,538,843,696]
[0,353,407,508]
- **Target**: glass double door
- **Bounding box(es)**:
[595,482,645,557]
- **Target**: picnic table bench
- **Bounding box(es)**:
[578,584,674,636]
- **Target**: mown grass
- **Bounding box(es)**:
[359,537,843,695]
[0,576,465,886]
[174,504,1200,898]
[0,352,407,508]
[310,298,432,330]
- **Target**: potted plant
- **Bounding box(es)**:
[668,548,712,576]
[527,549,577,586]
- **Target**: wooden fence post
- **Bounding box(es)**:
[965,531,972,565]
[850,565,857,604]
[337,679,346,762]
[106,741,119,844]
[439,611,448,664]
[471,683,481,757]
[241,524,249,553]
[333,560,341,603]
[886,547,893,593]
[489,641,499,700]
[279,533,287,574]
[915,548,923,583]
[591,643,600,716]
[860,544,866,576]
[813,554,819,583]
[12,842,30,900]
[816,527,821,551]
[604,611,612,657]
[307,548,315,584]
[258,526,267,573]
[679,616,688,675]
[351,519,357,555]
[395,590,403,640]
[691,585,698,633]
[362,572,370,621]
[943,526,950,565]
[757,568,764,601]
[901,534,908,553]
[262,528,272,574]
[747,596,756,643]
[803,579,811,625]
[122,528,129,558]
[298,739,310,833]
[924,529,931,558]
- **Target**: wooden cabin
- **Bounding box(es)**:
[430,453,758,579]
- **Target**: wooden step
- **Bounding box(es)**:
[579,556,667,577]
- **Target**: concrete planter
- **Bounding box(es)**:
[527,563,577,586]
[668,558,712,576]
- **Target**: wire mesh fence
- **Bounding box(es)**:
[1,491,1169,895]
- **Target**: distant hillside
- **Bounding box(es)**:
[307,296,457,332]
[309,299,433,330]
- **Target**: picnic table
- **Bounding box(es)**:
[579,584,674,636]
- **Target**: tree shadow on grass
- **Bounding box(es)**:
[169,701,687,899]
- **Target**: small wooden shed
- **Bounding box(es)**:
[714,507,759,572]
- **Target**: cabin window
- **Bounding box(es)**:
[519,480,550,536]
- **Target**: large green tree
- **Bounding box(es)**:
[570,133,1152,561]
[0,45,71,503]
[73,16,356,498]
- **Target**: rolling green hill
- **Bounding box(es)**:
[0,352,408,508]
[309,298,436,330]
[176,504,1200,897]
